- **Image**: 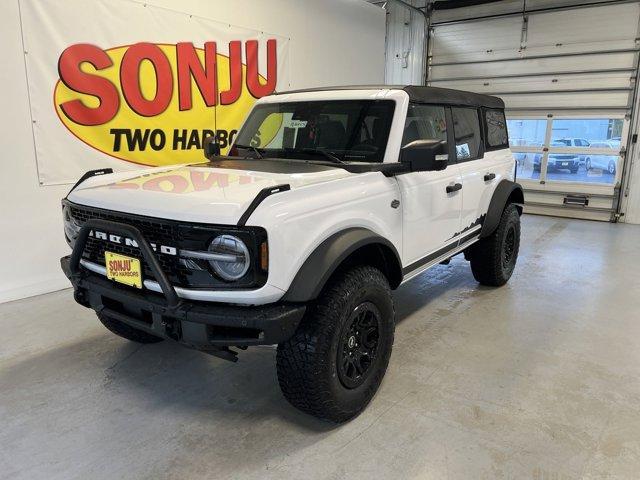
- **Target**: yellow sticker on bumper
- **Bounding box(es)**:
[105,252,142,289]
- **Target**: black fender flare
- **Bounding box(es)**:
[281,228,402,303]
[480,180,524,238]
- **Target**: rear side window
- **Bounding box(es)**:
[484,109,508,149]
[452,107,481,161]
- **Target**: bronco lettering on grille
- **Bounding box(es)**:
[89,229,178,256]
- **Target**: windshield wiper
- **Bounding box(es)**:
[234,144,264,159]
[298,148,345,164]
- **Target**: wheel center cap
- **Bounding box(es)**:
[347,335,356,349]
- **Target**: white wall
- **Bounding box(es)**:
[0,0,385,303]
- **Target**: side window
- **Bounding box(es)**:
[452,107,481,161]
[402,104,447,147]
[484,109,508,149]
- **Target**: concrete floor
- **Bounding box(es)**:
[1,215,640,480]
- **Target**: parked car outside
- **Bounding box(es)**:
[585,141,618,175]
[533,141,580,173]
[556,138,590,167]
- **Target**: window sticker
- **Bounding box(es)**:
[456,144,470,159]
[285,119,308,128]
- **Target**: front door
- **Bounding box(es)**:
[396,104,463,273]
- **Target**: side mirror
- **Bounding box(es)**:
[400,140,448,172]
[203,135,221,160]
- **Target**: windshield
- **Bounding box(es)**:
[233,100,396,163]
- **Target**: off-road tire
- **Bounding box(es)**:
[469,203,520,287]
[97,313,164,344]
[276,266,394,423]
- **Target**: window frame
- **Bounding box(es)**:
[402,102,456,169]
[482,107,510,151]
[451,106,485,163]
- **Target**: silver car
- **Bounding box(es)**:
[585,141,618,175]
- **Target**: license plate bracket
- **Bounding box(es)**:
[105,251,143,289]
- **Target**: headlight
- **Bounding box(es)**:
[62,205,82,247]
[207,235,250,281]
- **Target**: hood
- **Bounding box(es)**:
[67,160,353,225]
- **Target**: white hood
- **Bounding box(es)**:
[67,161,353,225]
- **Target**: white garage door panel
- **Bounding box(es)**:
[428,2,640,221]
[433,72,633,95]
[431,18,523,64]
[503,91,631,110]
[430,52,637,81]
[432,0,624,24]
[527,3,640,49]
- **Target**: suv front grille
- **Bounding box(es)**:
[66,202,267,290]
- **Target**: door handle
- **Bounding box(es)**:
[446,183,462,193]
[484,173,496,181]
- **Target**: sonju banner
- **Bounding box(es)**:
[20,0,290,185]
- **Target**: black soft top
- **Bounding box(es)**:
[272,85,505,110]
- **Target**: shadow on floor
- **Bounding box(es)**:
[1,258,489,432]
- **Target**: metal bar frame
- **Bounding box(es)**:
[69,219,181,309]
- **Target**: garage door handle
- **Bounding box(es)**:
[446,183,462,193]
[484,173,496,181]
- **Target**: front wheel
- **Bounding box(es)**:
[469,203,521,287]
[276,266,395,423]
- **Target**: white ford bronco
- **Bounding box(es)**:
[61,86,523,422]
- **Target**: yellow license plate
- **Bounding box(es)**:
[105,252,143,289]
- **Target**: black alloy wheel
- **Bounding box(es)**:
[502,225,517,270]
[337,302,381,389]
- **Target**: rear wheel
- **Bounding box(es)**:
[276,265,394,423]
[97,313,164,344]
[469,204,520,287]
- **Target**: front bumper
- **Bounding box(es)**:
[61,255,305,354]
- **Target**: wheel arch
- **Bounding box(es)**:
[480,180,524,238]
[281,228,403,303]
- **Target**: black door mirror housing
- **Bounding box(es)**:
[203,135,221,160]
[400,140,448,172]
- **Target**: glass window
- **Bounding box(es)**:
[233,100,395,163]
[485,109,508,148]
[551,118,623,148]
[402,104,447,147]
[507,119,547,148]
[545,118,623,185]
[452,107,481,161]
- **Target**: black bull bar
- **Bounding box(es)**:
[68,219,181,308]
[62,219,305,361]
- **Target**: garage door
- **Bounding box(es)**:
[427,2,640,221]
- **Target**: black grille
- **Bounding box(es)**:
[66,201,267,290]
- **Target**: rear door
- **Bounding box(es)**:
[396,104,463,273]
[455,107,513,238]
